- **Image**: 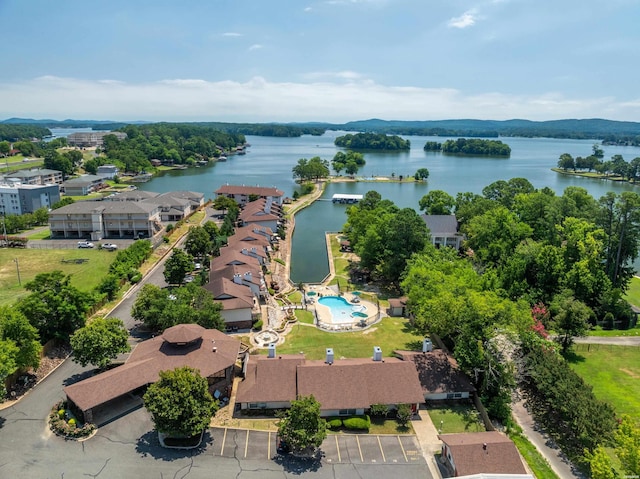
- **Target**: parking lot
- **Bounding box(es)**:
[210,427,425,465]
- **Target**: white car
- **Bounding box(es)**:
[184,275,195,283]
[101,243,118,251]
[77,241,95,249]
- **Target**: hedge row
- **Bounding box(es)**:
[327,415,371,431]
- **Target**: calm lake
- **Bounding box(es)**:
[52,129,640,283]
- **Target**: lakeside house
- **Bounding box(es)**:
[67,131,127,147]
[48,190,203,240]
[215,184,284,207]
[61,174,107,196]
[5,168,64,185]
[421,214,464,249]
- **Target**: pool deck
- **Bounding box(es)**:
[306,286,378,330]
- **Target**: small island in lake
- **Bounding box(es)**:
[424,138,511,157]
[334,132,410,151]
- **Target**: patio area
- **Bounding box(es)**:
[305,285,380,331]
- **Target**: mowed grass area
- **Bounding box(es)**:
[509,433,559,479]
[294,309,315,324]
[569,343,640,419]
[270,316,424,359]
[426,403,485,434]
[0,248,115,306]
[624,276,640,308]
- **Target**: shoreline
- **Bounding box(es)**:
[552,167,640,187]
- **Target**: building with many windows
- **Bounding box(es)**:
[0,182,60,215]
[67,131,127,147]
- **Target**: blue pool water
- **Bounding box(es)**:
[317,296,367,324]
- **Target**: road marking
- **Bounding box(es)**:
[397,435,408,462]
[335,435,341,462]
[220,428,227,455]
[377,436,386,462]
[244,430,249,458]
[268,431,271,458]
[355,435,364,462]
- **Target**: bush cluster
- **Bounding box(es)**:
[108,240,152,282]
[48,401,96,439]
[326,418,343,430]
[342,415,371,431]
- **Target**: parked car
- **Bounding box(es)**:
[184,275,195,283]
[194,262,202,270]
[77,241,94,249]
[101,243,118,251]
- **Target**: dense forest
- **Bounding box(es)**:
[0,124,51,141]
[4,117,640,143]
[423,138,511,156]
[98,123,245,173]
[343,181,640,467]
[334,132,410,150]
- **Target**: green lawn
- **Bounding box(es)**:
[287,290,302,303]
[623,276,640,308]
[569,344,640,419]
[270,317,423,359]
[426,403,485,434]
[510,432,559,479]
[294,309,315,324]
[25,228,51,239]
[0,248,115,306]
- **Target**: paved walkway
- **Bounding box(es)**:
[411,409,443,479]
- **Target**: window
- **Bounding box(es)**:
[249,403,266,409]
[338,409,356,416]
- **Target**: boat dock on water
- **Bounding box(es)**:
[332,193,363,204]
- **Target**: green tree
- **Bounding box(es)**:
[557,153,575,171]
[144,366,218,437]
[212,195,238,216]
[164,249,193,285]
[132,283,224,332]
[419,190,455,215]
[584,445,616,479]
[292,156,330,182]
[17,271,93,342]
[592,144,605,158]
[615,415,640,476]
[51,197,75,210]
[550,292,592,353]
[396,404,412,427]
[0,140,10,156]
[69,317,130,369]
[0,306,42,371]
[277,395,327,454]
[185,226,212,258]
[0,339,19,398]
[414,168,429,181]
[97,274,121,301]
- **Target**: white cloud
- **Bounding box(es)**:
[304,6,312,11]
[448,9,478,29]
[248,44,263,51]
[0,76,637,123]
[222,32,242,37]
[303,70,366,81]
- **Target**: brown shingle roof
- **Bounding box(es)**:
[64,326,239,412]
[162,323,205,344]
[395,350,476,395]
[203,277,254,310]
[439,432,527,476]
[213,247,262,269]
[298,358,425,410]
[236,355,305,403]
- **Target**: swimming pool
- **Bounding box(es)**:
[317,296,368,324]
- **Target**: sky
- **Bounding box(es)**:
[0,0,639,123]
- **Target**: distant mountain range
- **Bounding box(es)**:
[3,117,640,142]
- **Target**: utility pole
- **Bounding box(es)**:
[14,258,21,285]
[1,213,7,248]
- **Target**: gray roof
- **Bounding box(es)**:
[63,175,105,186]
[421,214,459,235]
[6,168,62,178]
[48,201,106,215]
[49,199,158,215]
[108,190,159,201]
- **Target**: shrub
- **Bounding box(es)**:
[370,404,389,418]
[327,418,343,429]
[274,258,285,266]
[129,273,142,284]
[301,183,314,195]
[48,401,96,439]
[396,404,412,427]
[253,320,263,330]
[163,236,170,243]
[343,415,371,431]
[165,224,174,233]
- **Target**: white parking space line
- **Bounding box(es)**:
[335,435,341,462]
[377,436,386,462]
[220,427,227,455]
[244,430,249,458]
[397,435,408,462]
[355,435,364,462]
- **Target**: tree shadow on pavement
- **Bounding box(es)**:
[62,369,95,386]
[272,450,323,475]
[135,430,213,461]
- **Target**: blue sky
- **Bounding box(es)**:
[0,0,639,122]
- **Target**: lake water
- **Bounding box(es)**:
[53,128,640,282]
